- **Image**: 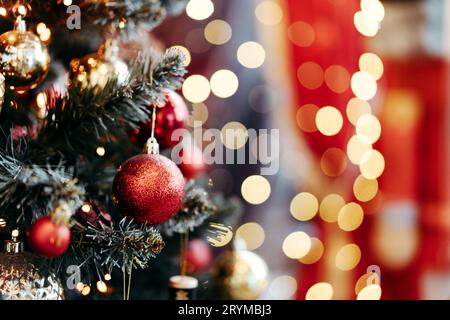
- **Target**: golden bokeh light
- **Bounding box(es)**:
[324,65,350,93]
[182,75,211,103]
[96,146,106,157]
[296,104,319,133]
[299,237,324,264]
[221,121,248,149]
[338,202,364,232]
[188,102,209,127]
[361,0,385,22]
[347,135,372,165]
[357,284,382,300]
[96,281,107,293]
[241,175,271,205]
[353,175,378,202]
[356,114,381,144]
[354,11,379,37]
[171,45,191,66]
[297,62,324,89]
[204,20,232,45]
[236,222,265,250]
[359,149,385,179]
[237,42,266,69]
[320,148,348,177]
[210,69,239,98]
[355,272,381,295]
[290,192,319,221]
[319,194,345,223]
[359,53,384,80]
[282,231,312,259]
[306,282,333,300]
[335,243,361,271]
[288,21,315,47]
[186,0,214,21]
[351,71,377,101]
[269,276,297,300]
[255,1,283,26]
[346,97,372,125]
[316,106,343,136]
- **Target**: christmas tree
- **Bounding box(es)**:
[0,0,241,300]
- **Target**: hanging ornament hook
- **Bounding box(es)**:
[145,105,160,155]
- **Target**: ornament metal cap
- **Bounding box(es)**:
[169,275,198,289]
[145,137,160,155]
[4,230,23,254]
[14,15,26,32]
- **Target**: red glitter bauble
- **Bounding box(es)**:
[112,153,185,225]
[178,145,206,179]
[131,90,189,149]
[28,216,71,257]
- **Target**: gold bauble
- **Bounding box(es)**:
[0,17,50,91]
[69,39,129,90]
[213,250,269,300]
[0,74,5,110]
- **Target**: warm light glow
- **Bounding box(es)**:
[335,243,362,271]
[338,202,364,232]
[188,102,209,127]
[81,203,91,213]
[36,23,47,35]
[320,148,348,177]
[357,284,382,300]
[359,150,385,179]
[210,69,239,98]
[237,42,266,69]
[361,0,385,22]
[353,175,378,202]
[39,28,51,42]
[282,231,311,259]
[319,194,345,223]
[306,282,333,300]
[356,114,381,144]
[36,92,47,109]
[299,237,324,264]
[17,5,27,16]
[104,274,111,281]
[359,53,384,80]
[81,285,91,296]
[269,276,297,300]
[186,0,214,21]
[182,75,211,103]
[0,219,6,228]
[354,11,379,37]
[236,222,265,250]
[297,62,324,89]
[96,146,106,157]
[290,192,319,221]
[346,97,372,125]
[0,7,7,16]
[241,175,271,205]
[76,282,84,292]
[288,21,315,47]
[63,0,73,6]
[296,103,319,132]
[221,121,248,149]
[204,20,232,45]
[351,71,377,101]
[96,281,107,293]
[171,45,191,66]
[11,229,19,238]
[324,65,350,93]
[316,106,343,136]
[347,135,372,165]
[255,1,283,26]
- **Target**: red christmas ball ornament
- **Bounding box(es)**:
[132,90,189,149]
[28,216,71,257]
[112,153,185,225]
[178,145,206,179]
[186,239,212,273]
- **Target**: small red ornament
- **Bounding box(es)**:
[112,153,185,225]
[131,90,189,149]
[178,145,206,179]
[186,239,212,273]
[28,216,71,257]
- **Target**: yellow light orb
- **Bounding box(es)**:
[171,45,191,66]
[299,237,324,264]
[182,75,211,103]
[335,243,362,271]
[354,11,379,37]
[351,71,377,101]
[282,231,311,259]
[96,281,107,293]
[359,149,385,179]
[353,174,379,202]
[221,121,248,149]
[357,284,382,300]
[204,20,232,45]
[188,102,209,127]
[316,106,343,136]
[269,276,297,299]
[319,194,346,223]
[338,202,364,232]
[306,282,333,300]
[236,222,265,250]
[346,97,372,125]
[347,135,373,165]
[359,52,384,80]
[255,1,283,26]
[241,175,271,205]
[356,114,381,144]
[361,0,385,22]
[210,69,239,98]
[290,192,319,221]
[186,0,214,21]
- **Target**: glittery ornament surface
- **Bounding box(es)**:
[0,252,64,300]
[113,154,185,225]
